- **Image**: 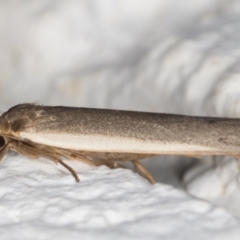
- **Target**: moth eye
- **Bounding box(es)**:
[0,136,5,148]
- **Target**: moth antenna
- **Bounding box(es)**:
[131,160,156,184]
[58,159,80,182]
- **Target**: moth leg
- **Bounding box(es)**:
[9,141,41,159]
[57,151,128,182]
[20,143,80,182]
[0,142,10,162]
[28,146,80,182]
[132,162,138,173]
[131,160,156,184]
[11,142,80,182]
[58,159,80,182]
[57,149,96,166]
[14,142,63,164]
[89,159,126,169]
[112,161,126,169]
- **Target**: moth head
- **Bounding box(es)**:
[0,109,31,137]
[0,117,11,135]
[0,117,30,137]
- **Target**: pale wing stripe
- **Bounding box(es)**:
[20,132,218,154]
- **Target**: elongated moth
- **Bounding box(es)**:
[0,103,239,184]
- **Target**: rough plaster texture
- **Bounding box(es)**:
[1,0,240,239]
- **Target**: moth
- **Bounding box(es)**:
[0,103,240,184]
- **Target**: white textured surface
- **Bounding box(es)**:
[1,0,240,239]
[0,155,240,240]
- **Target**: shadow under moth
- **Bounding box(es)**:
[0,103,239,184]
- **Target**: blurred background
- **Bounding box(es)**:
[1,0,240,215]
